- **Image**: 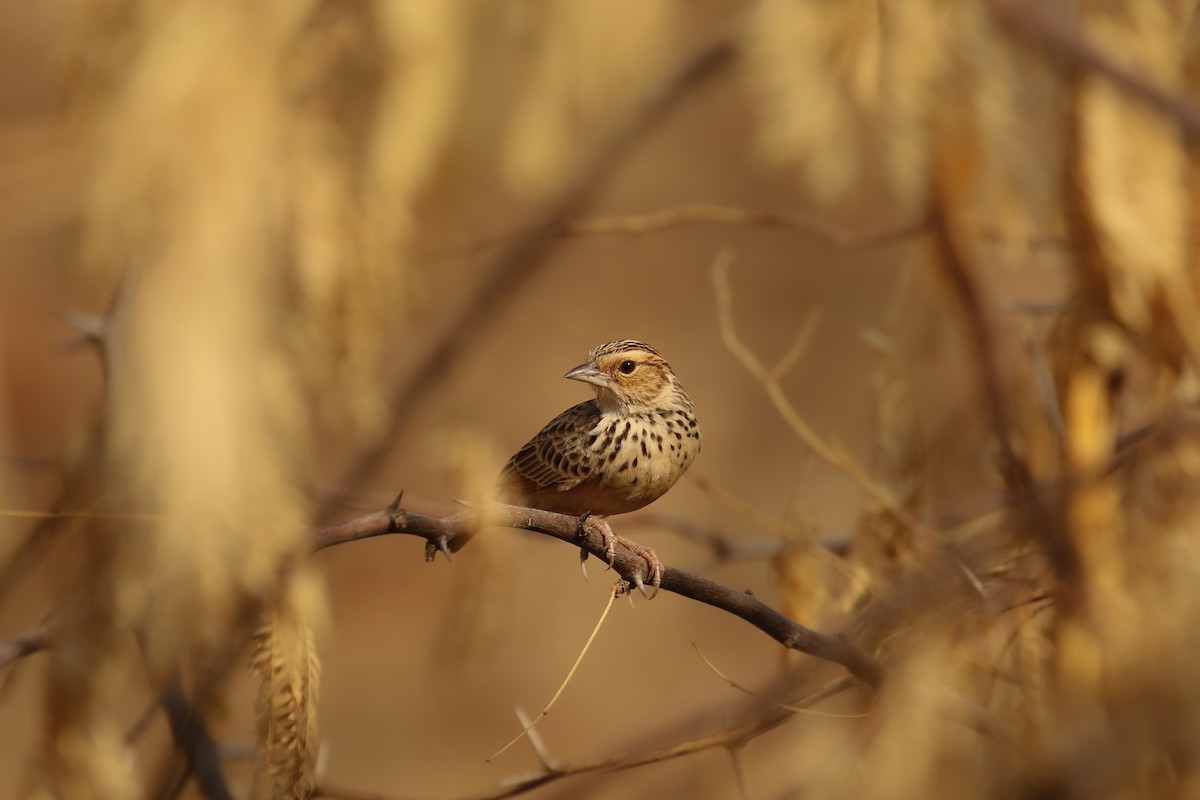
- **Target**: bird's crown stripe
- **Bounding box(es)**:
[590,340,661,359]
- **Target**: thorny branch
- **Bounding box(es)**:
[315,501,886,689]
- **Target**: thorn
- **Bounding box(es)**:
[58,310,107,343]
[387,491,407,531]
[579,548,590,583]
[56,335,99,354]
[632,573,648,600]
[423,536,452,564]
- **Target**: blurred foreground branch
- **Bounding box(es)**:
[434,205,1073,261]
[0,623,50,673]
[436,205,928,259]
[930,209,1081,591]
[987,0,1200,141]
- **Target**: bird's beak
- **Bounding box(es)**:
[564,361,610,390]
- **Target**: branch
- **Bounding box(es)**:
[315,502,885,689]
[625,511,789,566]
[429,205,1074,262]
[315,678,854,800]
[0,623,50,672]
[160,685,234,800]
[433,206,928,260]
[986,0,1200,142]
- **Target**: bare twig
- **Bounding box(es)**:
[487,583,622,763]
[429,205,1073,262]
[0,276,132,612]
[625,511,788,566]
[0,623,50,672]
[315,678,854,800]
[315,501,885,689]
[161,685,233,800]
[433,206,927,260]
[711,254,933,544]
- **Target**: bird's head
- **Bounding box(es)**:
[565,340,685,412]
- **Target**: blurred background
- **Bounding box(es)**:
[5,2,1197,799]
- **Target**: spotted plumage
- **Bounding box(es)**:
[498,340,700,517]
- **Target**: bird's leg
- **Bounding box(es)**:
[576,511,596,580]
[578,512,619,567]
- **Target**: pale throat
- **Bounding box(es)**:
[592,386,671,415]
[591,386,625,414]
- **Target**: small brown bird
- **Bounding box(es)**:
[498,340,700,589]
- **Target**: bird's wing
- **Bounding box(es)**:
[498,400,601,495]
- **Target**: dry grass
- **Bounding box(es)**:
[4,0,1200,798]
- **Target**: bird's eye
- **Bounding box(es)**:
[618,360,636,375]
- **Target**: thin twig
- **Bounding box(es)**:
[428,204,1074,262]
[487,583,622,763]
[0,623,50,672]
[432,206,927,260]
[315,679,854,800]
[625,511,788,565]
[693,644,865,718]
[711,253,932,543]
[689,476,858,580]
[161,685,234,800]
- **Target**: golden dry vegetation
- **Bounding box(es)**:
[3,1,1200,798]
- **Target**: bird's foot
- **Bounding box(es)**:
[577,512,620,575]
[577,514,662,597]
[615,535,663,599]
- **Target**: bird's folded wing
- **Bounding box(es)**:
[499,400,601,493]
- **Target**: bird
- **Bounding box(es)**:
[497,340,700,592]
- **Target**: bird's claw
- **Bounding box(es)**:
[576,513,662,598]
[616,536,662,599]
[577,512,618,570]
[576,511,595,577]
[579,547,590,583]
